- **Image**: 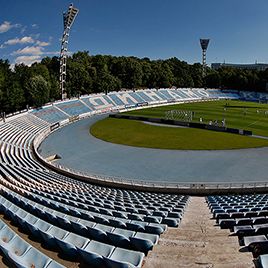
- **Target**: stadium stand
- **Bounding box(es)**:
[0,88,196,267]
[31,106,69,124]
[0,88,266,267]
[55,100,92,116]
[207,194,268,268]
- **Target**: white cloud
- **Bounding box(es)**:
[4,36,35,45]
[13,46,44,55]
[15,55,41,66]
[0,21,20,33]
[3,36,50,48]
[32,24,38,29]
[0,21,12,33]
[36,40,50,46]
[20,26,27,34]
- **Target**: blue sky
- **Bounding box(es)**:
[1,0,268,66]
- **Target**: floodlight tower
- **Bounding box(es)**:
[200,39,210,77]
[60,3,79,100]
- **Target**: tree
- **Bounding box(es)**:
[95,64,121,94]
[27,75,50,107]
[7,81,25,111]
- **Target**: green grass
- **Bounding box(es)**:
[124,100,268,137]
[90,100,268,150]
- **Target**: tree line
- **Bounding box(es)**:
[0,50,268,114]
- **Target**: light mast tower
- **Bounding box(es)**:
[199,39,210,77]
[59,3,79,100]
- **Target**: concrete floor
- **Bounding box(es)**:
[143,197,254,268]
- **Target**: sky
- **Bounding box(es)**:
[1,0,268,66]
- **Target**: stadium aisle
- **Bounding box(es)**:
[143,196,253,268]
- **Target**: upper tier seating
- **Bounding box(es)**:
[30,88,241,124]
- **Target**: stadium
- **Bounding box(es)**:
[1,2,268,268]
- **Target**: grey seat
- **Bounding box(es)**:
[8,247,51,268]
[233,225,255,236]
[78,240,115,266]
[46,260,66,268]
[257,254,268,268]
[104,247,144,268]
[244,235,267,248]
[255,224,268,235]
[0,225,17,245]
[39,226,68,248]
[55,232,90,258]
[134,232,159,245]
[0,234,31,258]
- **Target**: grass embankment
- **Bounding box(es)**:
[90,100,268,150]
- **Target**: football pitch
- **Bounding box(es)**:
[90,100,268,150]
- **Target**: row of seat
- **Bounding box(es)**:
[0,219,64,268]
[0,163,186,228]
[31,88,239,123]
[1,184,159,253]
[207,195,268,268]
[0,190,145,267]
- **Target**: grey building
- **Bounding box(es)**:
[211,63,268,71]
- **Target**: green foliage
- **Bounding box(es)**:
[27,75,50,107]
[1,51,268,114]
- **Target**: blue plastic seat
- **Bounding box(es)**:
[27,219,51,238]
[129,236,154,254]
[257,254,268,268]
[0,220,6,231]
[161,217,179,227]
[0,225,17,245]
[22,214,39,233]
[55,216,72,231]
[46,260,66,268]
[0,234,31,258]
[107,232,131,248]
[14,209,27,224]
[144,224,164,235]
[39,226,69,248]
[134,232,158,245]
[87,226,107,242]
[126,222,145,232]
[109,219,127,229]
[8,247,51,268]
[55,232,90,258]
[6,204,19,219]
[143,216,161,224]
[104,247,144,268]
[78,240,115,266]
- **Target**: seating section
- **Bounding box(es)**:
[0,88,262,267]
[207,194,268,268]
[30,88,241,124]
[55,99,92,115]
[0,218,64,268]
[0,107,189,267]
[31,106,69,123]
